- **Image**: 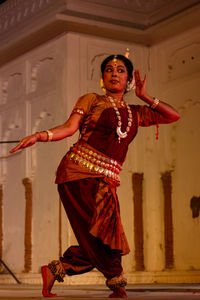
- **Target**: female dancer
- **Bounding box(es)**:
[10,54,180,298]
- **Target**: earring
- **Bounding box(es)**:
[126,78,135,92]
[100,78,106,92]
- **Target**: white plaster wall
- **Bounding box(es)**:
[25,37,76,272]
[150,25,200,271]
[0,62,27,272]
[0,35,71,273]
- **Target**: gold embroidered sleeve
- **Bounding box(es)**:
[70,93,97,119]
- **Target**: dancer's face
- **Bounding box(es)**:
[103,59,128,94]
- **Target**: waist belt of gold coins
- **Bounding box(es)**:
[69,143,122,183]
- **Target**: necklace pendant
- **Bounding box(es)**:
[116,126,128,139]
[106,95,133,142]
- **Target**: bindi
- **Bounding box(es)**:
[112,55,117,67]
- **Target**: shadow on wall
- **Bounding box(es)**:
[190,196,200,218]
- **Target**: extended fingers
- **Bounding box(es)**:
[10,143,22,153]
[20,138,30,148]
[134,70,141,82]
[134,70,147,83]
[10,140,25,153]
[20,136,36,148]
[10,135,36,153]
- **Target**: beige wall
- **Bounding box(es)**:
[150,27,200,271]
[0,26,200,284]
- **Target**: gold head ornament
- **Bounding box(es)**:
[124,48,130,58]
[112,55,118,65]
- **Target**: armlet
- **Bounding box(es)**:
[71,108,85,116]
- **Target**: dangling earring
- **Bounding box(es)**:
[125,77,135,92]
[100,78,106,92]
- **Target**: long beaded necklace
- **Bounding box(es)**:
[106,95,133,143]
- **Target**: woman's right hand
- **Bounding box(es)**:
[10,132,40,153]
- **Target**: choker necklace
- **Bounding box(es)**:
[106,95,133,143]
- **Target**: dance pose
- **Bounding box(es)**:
[10,54,180,298]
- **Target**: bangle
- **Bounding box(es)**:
[151,98,160,109]
[46,130,53,141]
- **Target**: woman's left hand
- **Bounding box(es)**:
[134,69,147,99]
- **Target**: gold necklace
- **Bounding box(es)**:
[106,95,133,143]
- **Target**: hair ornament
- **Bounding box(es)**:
[126,77,135,92]
[112,55,117,63]
[124,48,130,58]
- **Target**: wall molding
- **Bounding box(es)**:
[0,0,200,66]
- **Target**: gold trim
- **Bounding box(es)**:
[69,144,121,183]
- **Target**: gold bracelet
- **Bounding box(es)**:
[46,130,53,142]
[151,98,160,109]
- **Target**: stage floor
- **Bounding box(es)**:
[0,284,199,299]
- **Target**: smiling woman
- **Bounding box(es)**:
[10,54,180,298]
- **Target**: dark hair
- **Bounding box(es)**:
[101,54,134,83]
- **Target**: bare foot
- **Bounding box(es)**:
[109,287,127,298]
[41,265,57,297]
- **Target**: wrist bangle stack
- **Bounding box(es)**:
[46,130,53,141]
[151,98,160,109]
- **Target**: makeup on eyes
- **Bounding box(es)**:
[105,65,126,73]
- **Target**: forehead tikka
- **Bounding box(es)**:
[112,55,117,66]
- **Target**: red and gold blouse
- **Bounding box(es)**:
[55,93,160,185]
